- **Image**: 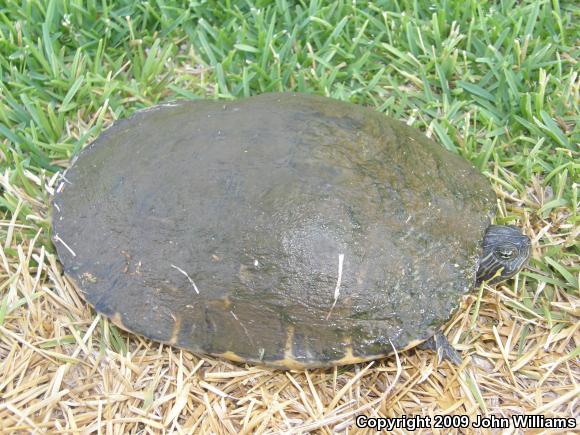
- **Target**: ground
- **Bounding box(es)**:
[0,0,578,433]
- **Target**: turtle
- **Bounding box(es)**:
[51,92,531,369]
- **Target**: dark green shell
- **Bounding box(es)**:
[52,93,496,368]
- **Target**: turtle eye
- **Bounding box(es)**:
[495,248,514,260]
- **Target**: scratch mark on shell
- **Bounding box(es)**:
[326,253,344,320]
[230,310,254,345]
[171,264,200,294]
[53,234,76,257]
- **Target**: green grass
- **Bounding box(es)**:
[0,0,578,349]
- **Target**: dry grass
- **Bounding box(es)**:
[0,166,577,434]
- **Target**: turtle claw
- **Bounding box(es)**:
[420,332,462,365]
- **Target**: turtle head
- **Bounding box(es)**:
[476,225,531,285]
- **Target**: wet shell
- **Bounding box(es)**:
[52,93,496,368]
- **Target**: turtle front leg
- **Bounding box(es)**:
[419,332,462,365]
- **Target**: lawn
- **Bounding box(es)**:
[0,0,578,432]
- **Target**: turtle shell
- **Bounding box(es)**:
[52,93,496,369]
